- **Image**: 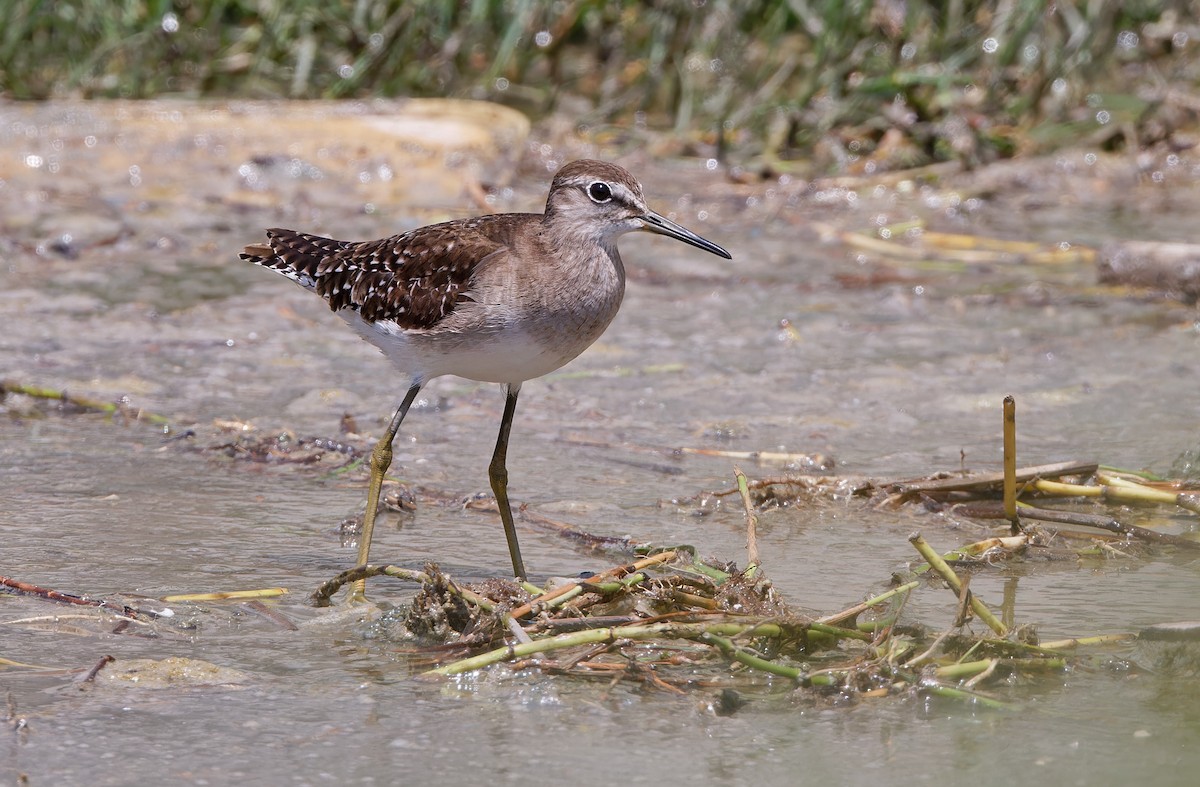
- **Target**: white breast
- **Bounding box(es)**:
[341,311,593,385]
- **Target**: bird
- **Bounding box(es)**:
[239,159,731,595]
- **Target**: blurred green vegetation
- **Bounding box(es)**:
[2,1,1197,169]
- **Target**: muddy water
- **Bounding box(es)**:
[3,100,1200,786]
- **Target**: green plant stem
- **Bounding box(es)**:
[424,618,862,676]
[2,380,172,426]
[909,533,1008,637]
[700,632,802,679]
[734,467,760,577]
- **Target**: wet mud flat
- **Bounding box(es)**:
[3,99,1200,786]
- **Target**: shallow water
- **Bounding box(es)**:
[3,100,1200,786]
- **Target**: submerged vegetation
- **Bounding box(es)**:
[5,381,1198,704]
[2,1,1198,168]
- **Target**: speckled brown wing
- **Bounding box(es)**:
[240,216,526,330]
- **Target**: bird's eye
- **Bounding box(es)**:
[587,181,613,203]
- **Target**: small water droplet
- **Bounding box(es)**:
[1116,30,1139,50]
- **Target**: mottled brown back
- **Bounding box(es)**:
[240,215,534,329]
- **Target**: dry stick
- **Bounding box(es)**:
[903,627,956,669]
[1036,472,1200,515]
[425,622,679,676]
[1017,506,1200,550]
[512,571,653,625]
[1092,474,1200,515]
[0,380,172,426]
[0,575,155,621]
[833,224,1094,266]
[506,616,533,645]
[953,573,974,627]
[700,632,802,680]
[424,619,864,677]
[162,588,287,602]
[671,589,718,610]
[957,474,1200,550]
[518,508,640,552]
[920,230,1095,262]
[889,460,1099,495]
[1098,473,1195,507]
[1039,633,1138,650]
[908,533,1008,637]
[964,658,1000,689]
[506,551,678,620]
[555,642,617,672]
[536,615,644,634]
[816,580,921,626]
[0,655,61,671]
[310,564,498,612]
[559,434,828,468]
[73,655,115,684]
[1035,477,1182,508]
[1000,574,1018,632]
[704,632,1016,709]
[310,565,430,605]
[734,467,760,576]
[1002,395,1019,533]
[917,682,1013,710]
[905,534,1029,578]
[707,475,830,498]
[240,600,300,631]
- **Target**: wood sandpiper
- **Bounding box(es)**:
[240,159,731,594]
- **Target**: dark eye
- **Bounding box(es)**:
[587,181,613,203]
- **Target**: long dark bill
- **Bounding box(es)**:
[642,211,732,259]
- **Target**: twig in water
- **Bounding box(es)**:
[506,616,533,645]
[700,632,802,680]
[240,600,299,631]
[162,588,288,602]
[310,565,431,606]
[904,628,956,669]
[519,508,641,554]
[964,658,1000,689]
[887,460,1099,495]
[734,467,760,576]
[817,580,920,627]
[1003,395,1019,533]
[1,380,172,426]
[953,573,974,628]
[1018,506,1200,550]
[1036,474,1200,516]
[559,434,833,469]
[506,551,678,620]
[909,533,1008,637]
[73,655,115,684]
[0,575,158,621]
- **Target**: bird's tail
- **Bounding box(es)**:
[239,228,349,291]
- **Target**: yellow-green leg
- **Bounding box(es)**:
[349,383,421,602]
[489,383,527,579]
